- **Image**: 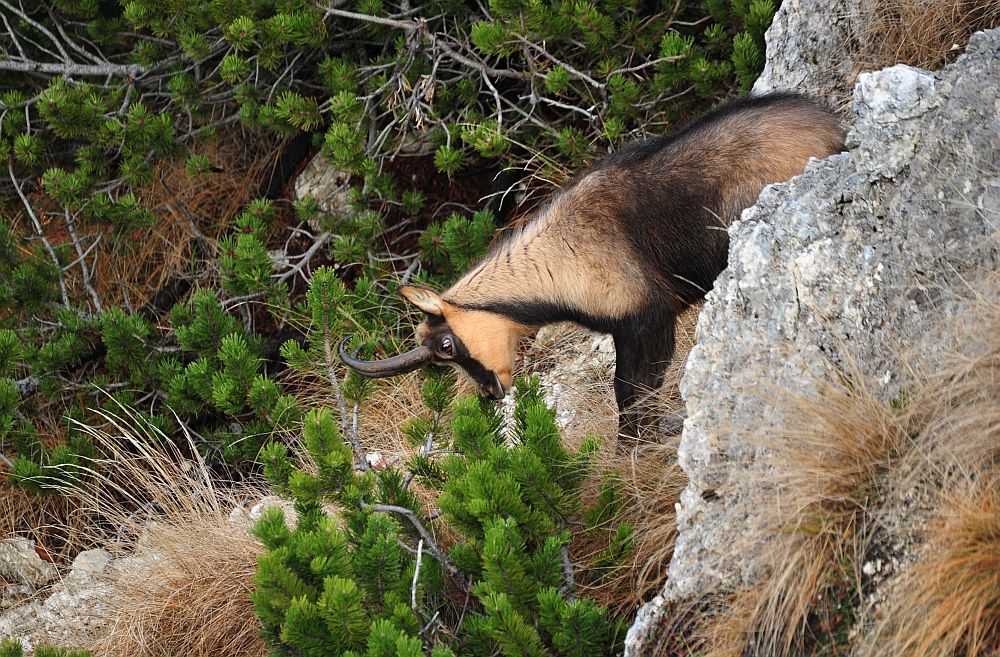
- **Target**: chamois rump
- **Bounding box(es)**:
[341,93,845,439]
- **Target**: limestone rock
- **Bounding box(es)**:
[69,550,111,579]
[753,0,862,107]
[0,539,57,589]
[627,28,1000,654]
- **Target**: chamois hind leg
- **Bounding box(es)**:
[613,314,676,443]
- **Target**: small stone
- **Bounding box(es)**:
[70,549,111,577]
[249,495,297,525]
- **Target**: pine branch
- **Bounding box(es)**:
[318,4,527,81]
[0,0,72,63]
[63,208,102,313]
[7,163,69,307]
[276,232,331,283]
[321,330,371,472]
[360,501,463,581]
[411,538,423,611]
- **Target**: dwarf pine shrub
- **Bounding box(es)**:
[0,0,773,566]
[251,268,633,656]
[254,375,626,657]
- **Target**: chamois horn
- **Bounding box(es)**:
[338,335,432,377]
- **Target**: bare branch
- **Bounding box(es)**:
[48,7,104,65]
[361,500,462,580]
[411,538,423,610]
[0,59,146,78]
[62,207,102,312]
[520,38,604,90]
[276,232,331,283]
[534,95,597,120]
[1,10,26,59]
[559,544,576,600]
[8,163,69,307]
[319,4,526,81]
[608,55,686,77]
[1,0,71,62]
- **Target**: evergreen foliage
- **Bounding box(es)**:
[254,373,625,656]
[1,0,770,636]
[249,272,632,655]
[0,639,89,657]
[1,0,774,491]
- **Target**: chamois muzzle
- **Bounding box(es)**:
[338,335,432,377]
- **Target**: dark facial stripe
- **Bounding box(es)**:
[445,334,502,399]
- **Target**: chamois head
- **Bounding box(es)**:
[339,284,531,400]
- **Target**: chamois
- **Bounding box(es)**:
[341,93,845,439]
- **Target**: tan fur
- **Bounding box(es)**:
[415,299,533,391]
[431,175,653,382]
[397,95,843,412]
[400,284,445,315]
[445,174,651,318]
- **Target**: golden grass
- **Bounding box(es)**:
[60,405,268,657]
[855,0,1000,73]
[0,479,88,564]
[574,440,688,617]
[853,275,1000,657]
[690,266,1000,657]
[859,473,1000,657]
[696,372,908,657]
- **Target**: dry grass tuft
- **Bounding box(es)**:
[855,0,1000,73]
[694,269,1000,657]
[63,405,268,657]
[552,307,698,617]
[860,473,1000,657]
[699,372,909,657]
[899,279,1000,484]
[0,479,88,563]
[93,515,267,657]
[854,274,1000,657]
[575,440,687,617]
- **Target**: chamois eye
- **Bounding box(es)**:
[439,335,455,357]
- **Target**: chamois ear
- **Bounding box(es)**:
[400,284,445,316]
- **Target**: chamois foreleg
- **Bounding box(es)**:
[612,311,676,442]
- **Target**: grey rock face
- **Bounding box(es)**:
[627,28,1000,655]
[753,0,862,107]
[0,544,118,651]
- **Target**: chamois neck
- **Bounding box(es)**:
[444,211,569,319]
[443,176,648,326]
